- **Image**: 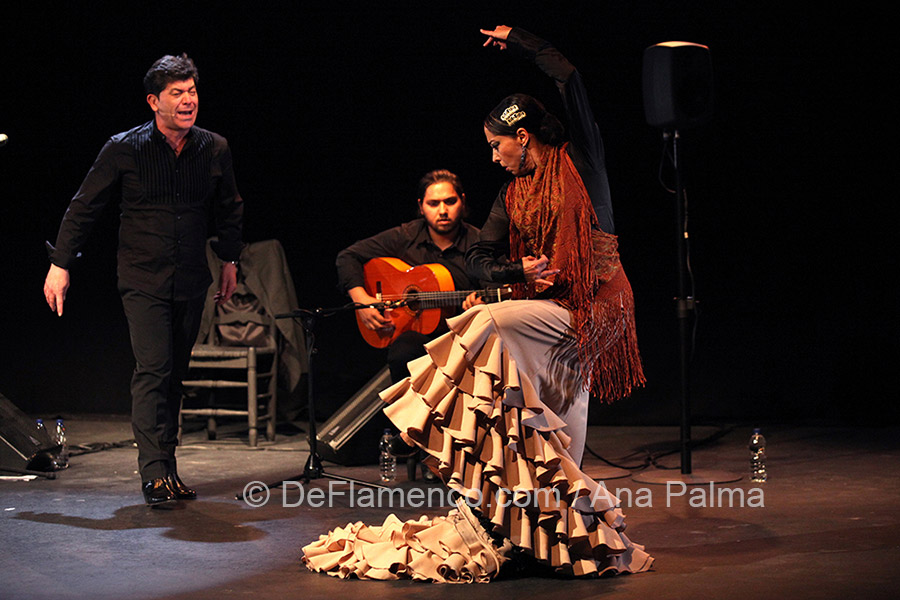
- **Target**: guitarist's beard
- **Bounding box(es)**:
[429,219,459,235]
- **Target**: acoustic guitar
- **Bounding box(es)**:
[357,257,512,348]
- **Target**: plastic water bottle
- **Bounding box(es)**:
[749,428,767,482]
[379,429,396,482]
[55,419,69,469]
[36,418,47,438]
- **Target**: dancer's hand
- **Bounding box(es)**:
[480,25,512,50]
[522,254,559,287]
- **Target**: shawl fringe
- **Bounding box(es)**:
[505,144,645,401]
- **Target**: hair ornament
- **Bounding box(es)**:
[500,104,527,126]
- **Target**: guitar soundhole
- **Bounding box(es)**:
[404,287,421,312]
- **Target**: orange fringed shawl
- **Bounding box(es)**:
[505,143,645,402]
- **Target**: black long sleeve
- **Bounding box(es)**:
[465,182,524,285]
[335,219,481,293]
[47,120,243,300]
[467,28,617,286]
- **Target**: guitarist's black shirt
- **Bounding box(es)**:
[336,218,481,302]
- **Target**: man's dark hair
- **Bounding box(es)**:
[417,169,467,220]
[417,169,466,202]
[143,53,199,96]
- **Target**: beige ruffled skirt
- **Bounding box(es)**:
[302,301,654,582]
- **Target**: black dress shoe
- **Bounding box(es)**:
[142,478,176,507]
[387,434,417,457]
[165,473,197,500]
[421,463,439,482]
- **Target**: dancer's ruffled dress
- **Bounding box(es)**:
[303,25,653,584]
[302,302,654,582]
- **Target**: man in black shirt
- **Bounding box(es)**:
[43,53,243,507]
[336,170,479,382]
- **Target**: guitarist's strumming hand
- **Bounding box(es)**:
[523,254,560,288]
[348,286,395,332]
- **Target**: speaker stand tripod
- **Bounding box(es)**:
[633,130,739,486]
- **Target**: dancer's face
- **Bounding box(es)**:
[484,126,530,176]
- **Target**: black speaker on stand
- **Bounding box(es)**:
[641,41,714,131]
[0,393,60,477]
[633,42,739,486]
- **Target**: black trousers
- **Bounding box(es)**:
[386,330,431,384]
[120,288,205,481]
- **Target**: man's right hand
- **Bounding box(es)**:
[44,264,70,317]
[348,286,394,332]
[357,306,395,332]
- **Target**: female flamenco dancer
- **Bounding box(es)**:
[302,25,653,583]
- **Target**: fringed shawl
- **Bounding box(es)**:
[505,144,645,402]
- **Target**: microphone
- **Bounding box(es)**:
[0,133,8,147]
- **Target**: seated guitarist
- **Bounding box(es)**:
[335,169,481,382]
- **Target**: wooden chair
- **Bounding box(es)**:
[179,287,278,447]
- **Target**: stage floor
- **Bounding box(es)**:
[2,416,899,599]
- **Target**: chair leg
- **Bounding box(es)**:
[248,348,258,447]
[266,354,277,442]
[266,415,276,442]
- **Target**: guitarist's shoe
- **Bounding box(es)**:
[421,461,439,482]
[387,434,417,458]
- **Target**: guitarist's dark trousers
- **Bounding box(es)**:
[387,331,431,383]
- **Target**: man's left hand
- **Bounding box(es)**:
[462,291,484,311]
[215,262,238,305]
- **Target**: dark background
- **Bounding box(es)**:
[1,2,895,427]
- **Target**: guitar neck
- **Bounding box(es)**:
[358,257,515,349]
[385,288,510,310]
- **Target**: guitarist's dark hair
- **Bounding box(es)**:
[417,169,466,215]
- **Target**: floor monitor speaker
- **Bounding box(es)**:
[0,393,60,474]
[316,366,393,466]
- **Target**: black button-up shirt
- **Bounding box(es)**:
[47,120,243,300]
[336,218,481,295]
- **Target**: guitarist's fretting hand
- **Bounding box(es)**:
[348,286,395,332]
[523,254,560,287]
[462,291,484,311]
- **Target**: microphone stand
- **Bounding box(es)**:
[633,129,739,486]
[0,466,57,479]
[235,301,407,500]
